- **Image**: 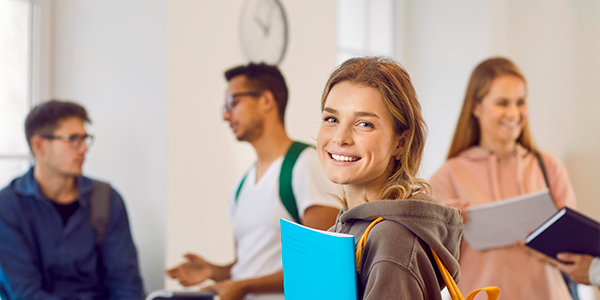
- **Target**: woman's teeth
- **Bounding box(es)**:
[503,120,519,127]
[331,154,359,162]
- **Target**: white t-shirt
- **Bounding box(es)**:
[227,147,341,300]
[590,257,600,287]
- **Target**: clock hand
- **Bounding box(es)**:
[264,1,276,34]
[254,16,268,35]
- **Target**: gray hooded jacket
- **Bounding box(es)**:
[331,193,463,300]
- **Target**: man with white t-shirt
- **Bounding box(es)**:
[166,63,341,300]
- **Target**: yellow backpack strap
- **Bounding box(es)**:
[465,288,501,300]
[355,217,384,274]
[430,246,464,300]
[430,246,500,300]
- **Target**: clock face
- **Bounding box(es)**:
[240,0,288,65]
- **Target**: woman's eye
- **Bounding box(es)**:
[323,116,337,123]
[358,121,374,128]
[517,99,526,106]
[497,100,508,106]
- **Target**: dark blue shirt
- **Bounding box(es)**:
[0,168,144,300]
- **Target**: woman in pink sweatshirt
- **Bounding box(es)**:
[430,57,578,300]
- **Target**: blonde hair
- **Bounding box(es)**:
[320,56,430,208]
[447,57,539,159]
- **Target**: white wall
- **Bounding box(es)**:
[165,0,336,290]
[400,0,492,178]
[51,0,167,292]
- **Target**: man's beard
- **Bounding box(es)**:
[237,117,265,142]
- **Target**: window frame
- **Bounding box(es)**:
[335,0,401,65]
[0,0,51,177]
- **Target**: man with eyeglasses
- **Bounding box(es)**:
[166,63,341,300]
[0,100,143,299]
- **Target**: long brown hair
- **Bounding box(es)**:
[320,56,430,207]
[447,57,538,159]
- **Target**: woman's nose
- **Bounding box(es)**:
[506,103,520,118]
[332,126,352,146]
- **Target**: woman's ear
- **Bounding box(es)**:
[394,131,408,157]
[473,102,482,119]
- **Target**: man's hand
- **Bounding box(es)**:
[203,279,248,300]
[165,253,214,287]
[556,252,594,285]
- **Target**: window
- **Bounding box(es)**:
[336,0,398,64]
[0,0,37,188]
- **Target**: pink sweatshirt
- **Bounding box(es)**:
[431,145,577,300]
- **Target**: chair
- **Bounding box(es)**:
[145,289,218,300]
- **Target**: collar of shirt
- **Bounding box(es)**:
[12,167,95,207]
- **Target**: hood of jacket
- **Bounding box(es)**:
[336,192,463,281]
[455,144,530,161]
[448,144,534,201]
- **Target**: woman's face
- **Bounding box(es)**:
[474,75,527,150]
[317,81,402,192]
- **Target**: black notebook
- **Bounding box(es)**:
[525,207,600,261]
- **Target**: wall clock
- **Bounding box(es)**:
[240,0,289,65]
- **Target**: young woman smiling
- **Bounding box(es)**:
[317,57,463,300]
[431,57,578,300]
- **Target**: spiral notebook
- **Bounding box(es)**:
[463,189,557,250]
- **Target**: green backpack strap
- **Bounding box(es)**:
[234,141,312,224]
[279,141,312,224]
[235,167,252,204]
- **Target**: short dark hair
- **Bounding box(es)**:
[224,63,288,123]
[25,99,91,151]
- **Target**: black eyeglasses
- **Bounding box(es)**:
[40,134,94,148]
[223,91,263,113]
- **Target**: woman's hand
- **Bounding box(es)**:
[516,241,559,267]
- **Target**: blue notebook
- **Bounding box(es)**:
[525,207,600,261]
[280,219,358,300]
